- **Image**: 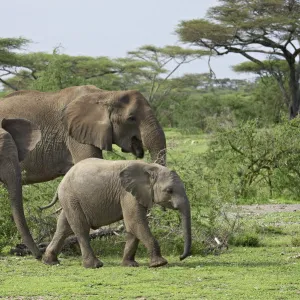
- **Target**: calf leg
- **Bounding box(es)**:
[43,211,73,265]
[64,203,103,268]
[121,197,168,268]
[122,232,140,267]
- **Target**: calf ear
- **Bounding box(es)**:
[119,163,158,208]
[2,118,41,162]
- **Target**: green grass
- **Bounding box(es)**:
[2,210,300,299]
[1,246,300,299]
[165,128,208,159]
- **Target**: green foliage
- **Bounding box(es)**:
[252,76,288,124]
[22,180,61,243]
[0,37,31,90]
[175,90,258,131]
[233,59,289,75]
[291,236,300,247]
[0,91,8,98]
[229,231,260,247]
[0,178,61,253]
[0,37,29,65]
[255,225,284,235]
[0,186,18,252]
[200,117,300,204]
[29,49,83,92]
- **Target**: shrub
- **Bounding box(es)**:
[291,236,300,247]
[203,118,300,202]
[229,232,260,247]
[0,186,19,252]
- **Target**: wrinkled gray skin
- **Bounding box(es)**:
[1,85,166,185]
[43,159,191,268]
[0,118,41,258]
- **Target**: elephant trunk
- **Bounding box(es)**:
[178,198,192,261]
[5,161,41,259]
[140,110,166,166]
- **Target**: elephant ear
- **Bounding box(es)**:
[62,94,113,151]
[119,163,158,208]
[1,118,41,162]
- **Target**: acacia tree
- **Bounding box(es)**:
[176,0,300,118]
[233,59,290,108]
[0,37,30,90]
[127,45,209,108]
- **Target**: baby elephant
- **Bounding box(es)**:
[43,159,192,268]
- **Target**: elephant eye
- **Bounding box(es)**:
[128,116,136,122]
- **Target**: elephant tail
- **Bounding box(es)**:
[39,189,59,211]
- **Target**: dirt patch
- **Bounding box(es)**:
[238,204,300,215]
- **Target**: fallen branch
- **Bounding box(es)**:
[10,226,125,256]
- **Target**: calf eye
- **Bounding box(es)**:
[166,187,173,194]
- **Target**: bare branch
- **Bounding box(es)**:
[0,78,18,91]
[84,70,121,79]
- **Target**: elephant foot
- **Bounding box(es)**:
[149,256,168,268]
[42,253,60,266]
[122,259,139,267]
[10,243,42,259]
[83,258,103,269]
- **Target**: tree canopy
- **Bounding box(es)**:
[0,37,30,90]
[176,0,300,118]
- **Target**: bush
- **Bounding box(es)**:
[291,236,300,247]
[22,179,61,244]
[0,186,19,252]
[203,118,300,203]
[229,232,260,247]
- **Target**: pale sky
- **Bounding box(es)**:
[2,0,252,79]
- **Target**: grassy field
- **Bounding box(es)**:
[164,128,208,160]
[1,129,300,299]
[1,210,300,299]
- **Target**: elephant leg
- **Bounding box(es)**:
[64,204,103,268]
[122,232,140,267]
[43,211,73,265]
[121,200,168,268]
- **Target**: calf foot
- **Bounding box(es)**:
[150,256,168,268]
[43,252,60,265]
[83,258,103,268]
[122,259,139,267]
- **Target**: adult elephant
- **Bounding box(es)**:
[1,85,166,185]
[0,118,41,258]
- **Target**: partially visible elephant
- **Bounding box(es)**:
[1,85,166,185]
[43,159,191,268]
[0,118,41,258]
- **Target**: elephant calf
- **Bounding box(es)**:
[43,159,192,268]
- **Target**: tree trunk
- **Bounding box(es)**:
[288,60,300,119]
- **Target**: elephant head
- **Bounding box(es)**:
[120,163,192,260]
[62,90,166,164]
[0,118,41,258]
